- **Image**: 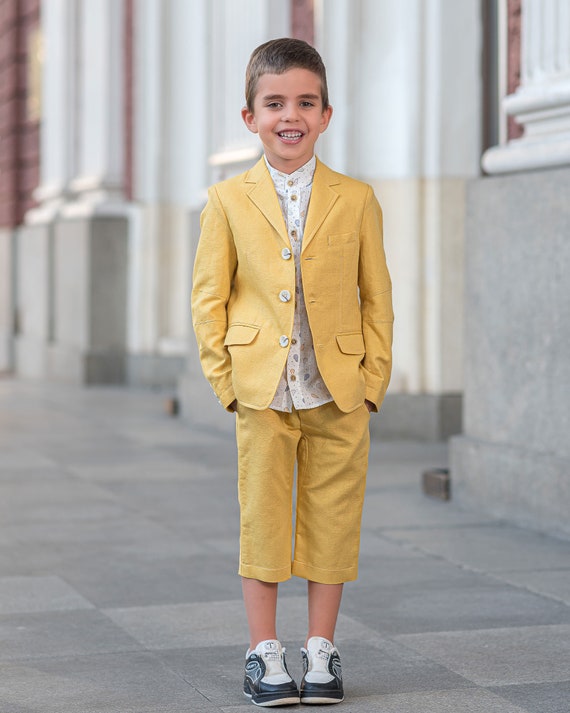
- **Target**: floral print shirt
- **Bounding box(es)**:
[265,156,334,412]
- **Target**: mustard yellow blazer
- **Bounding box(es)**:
[191,157,393,413]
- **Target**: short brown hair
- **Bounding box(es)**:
[245,38,329,111]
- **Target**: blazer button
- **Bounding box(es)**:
[279,335,289,348]
[281,247,292,260]
[279,290,291,302]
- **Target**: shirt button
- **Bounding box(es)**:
[281,247,292,260]
[287,180,294,187]
[279,335,289,348]
[290,375,297,381]
[279,290,291,302]
[290,229,297,238]
[291,194,298,201]
[291,339,297,345]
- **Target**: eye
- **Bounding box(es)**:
[300,101,315,108]
[266,102,282,109]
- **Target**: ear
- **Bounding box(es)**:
[242,106,258,134]
[319,104,333,134]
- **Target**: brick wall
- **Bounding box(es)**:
[0,0,40,228]
[507,0,523,140]
[124,0,133,202]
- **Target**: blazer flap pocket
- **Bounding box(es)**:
[224,324,260,346]
[328,232,356,246]
[336,333,365,355]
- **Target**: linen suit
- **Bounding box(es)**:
[192,157,393,413]
[192,156,393,582]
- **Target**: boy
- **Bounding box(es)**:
[192,38,393,707]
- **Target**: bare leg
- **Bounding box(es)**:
[306,581,344,645]
[242,577,279,650]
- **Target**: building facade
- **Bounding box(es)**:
[0,0,482,437]
[451,0,570,538]
[0,1,568,533]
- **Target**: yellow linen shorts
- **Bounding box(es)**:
[235,400,370,584]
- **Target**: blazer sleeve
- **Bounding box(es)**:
[191,185,237,410]
[358,186,394,411]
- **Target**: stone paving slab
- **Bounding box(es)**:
[0,609,143,662]
[345,572,570,635]
[488,681,570,713]
[394,624,570,686]
[56,552,242,608]
[159,638,473,709]
[104,597,377,651]
[222,688,530,712]
[70,460,217,483]
[0,575,94,614]
[356,549,512,589]
[358,530,424,559]
[0,451,58,471]
[382,523,570,572]
[0,380,569,712]
[363,488,498,530]
[0,477,128,524]
[0,652,221,713]
[488,568,570,605]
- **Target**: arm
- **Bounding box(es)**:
[358,186,394,412]
[191,186,238,410]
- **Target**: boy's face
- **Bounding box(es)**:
[242,68,332,174]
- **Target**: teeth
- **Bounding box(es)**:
[279,132,302,138]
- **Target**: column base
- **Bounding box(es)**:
[14,336,50,379]
[371,392,462,442]
[450,435,570,540]
[177,370,236,437]
[47,344,126,384]
[126,353,185,388]
[0,228,15,372]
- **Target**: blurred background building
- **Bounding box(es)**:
[0,0,568,537]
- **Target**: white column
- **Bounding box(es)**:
[66,0,125,208]
[207,0,288,181]
[483,0,570,174]
[26,0,76,224]
[316,0,355,174]
[319,0,481,396]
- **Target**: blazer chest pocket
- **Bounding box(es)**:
[328,232,356,246]
[224,324,260,347]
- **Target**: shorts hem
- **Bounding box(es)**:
[292,560,358,584]
[239,562,292,583]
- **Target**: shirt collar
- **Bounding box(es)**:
[264,155,316,194]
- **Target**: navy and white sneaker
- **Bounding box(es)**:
[300,637,344,705]
[243,639,300,707]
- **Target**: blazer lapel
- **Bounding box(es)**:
[245,159,288,245]
[302,159,340,252]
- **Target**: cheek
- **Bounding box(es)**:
[258,119,277,135]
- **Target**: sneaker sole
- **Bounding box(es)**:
[244,691,301,707]
[301,695,344,705]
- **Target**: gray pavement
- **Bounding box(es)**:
[0,378,569,713]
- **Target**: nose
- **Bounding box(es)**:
[281,103,300,122]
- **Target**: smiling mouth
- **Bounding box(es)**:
[278,131,304,140]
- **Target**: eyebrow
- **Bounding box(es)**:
[262,93,321,102]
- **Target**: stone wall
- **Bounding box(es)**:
[450,167,570,538]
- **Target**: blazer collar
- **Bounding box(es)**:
[244,157,340,251]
